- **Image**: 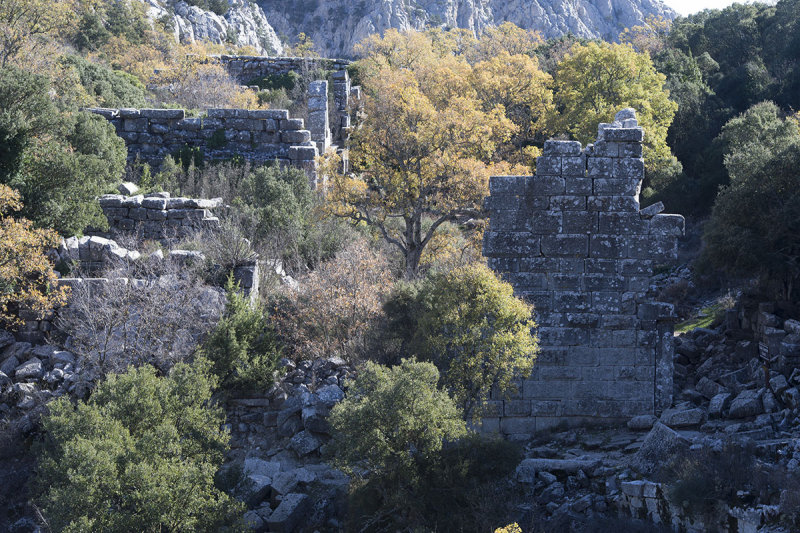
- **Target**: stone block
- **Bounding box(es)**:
[613,158,645,179]
[281,130,312,143]
[141,197,168,210]
[561,155,586,176]
[562,212,596,234]
[565,178,593,195]
[527,211,561,234]
[118,108,141,118]
[649,214,685,236]
[140,108,184,120]
[597,212,646,234]
[584,258,617,274]
[503,399,531,416]
[604,127,644,142]
[484,231,539,256]
[591,141,618,157]
[709,392,732,418]
[541,234,588,257]
[266,493,310,533]
[584,273,625,291]
[728,389,763,418]
[528,176,565,195]
[593,178,640,196]
[589,234,627,258]
[543,140,582,155]
[247,109,289,120]
[536,156,561,175]
[629,236,677,261]
[288,146,317,160]
[552,291,591,312]
[549,195,586,210]
[281,118,305,130]
[490,175,528,194]
[124,118,148,132]
[587,157,613,177]
[619,142,643,157]
[587,195,640,212]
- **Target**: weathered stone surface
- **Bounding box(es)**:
[728,390,763,418]
[660,407,705,428]
[709,392,732,418]
[289,430,323,456]
[630,423,688,475]
[627,414,657,430]
[14,358,43,381]
[266,493,310,533]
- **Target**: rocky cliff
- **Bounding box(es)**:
[142,0,284,55]
[257,0,677,58]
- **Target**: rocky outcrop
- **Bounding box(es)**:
[142,0,284,55]
[257,0,676,58]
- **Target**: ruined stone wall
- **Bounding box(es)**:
[96,192,222,242]
[482,109,684,436]
[87,108,320,184]
[214,55,350,83]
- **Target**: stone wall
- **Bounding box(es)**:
[97,192,221,242]
[482,109,684,436]
[214,55,350,83]
[87,107,320,185]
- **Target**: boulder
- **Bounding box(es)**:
[314,384,344,407]
[0,355,18,376]
[696,377,725,399]
[770,374,789,395]
[301,406,330,434]
[288,430,323,457]
[266,493,310,533]
[627,414,657,430]
[709,392,732,418]
[728,389,763,419]
[630,423,689,476]
[244,457,281,479]
[0,370,11,389]
[660,407,706,428]
[118,182,140,196]
[270,468,317,495]
[0,330,14,350]
[14,357,43,381]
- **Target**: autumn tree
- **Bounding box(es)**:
[619,15,672,55]
[551,41,679,194]
[0,184,68,326]
[330,29,518,277]
[0,0,73,68]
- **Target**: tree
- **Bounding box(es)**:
[36,360,245,532]
[60,54,147,108]
[411,264,538,419]
[619,15,672,55]
[198,276,282,393]
[701,103,800,300]
[551,41,679,194]
[329,358,466,484]
[0,0,72,68]
[0,184,68,326]
[330,30,514,277]
[0,65,126,235]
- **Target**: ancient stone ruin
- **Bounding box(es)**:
[483,109,685,436]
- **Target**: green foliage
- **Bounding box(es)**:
[74,0,152,51]
[198,277,282,393]
[700,102,800,299]
[172,145,205,170]
[35,360,245,532]
[248,71,300,92]
[184,0,230,16]
[330,359,526,531]
[329,359,467,482]
[411,264,539,419]
[207,128,228,150]
[0,65,126,234]
[60,55,146,108]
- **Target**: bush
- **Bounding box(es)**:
[330,359,525,531]
[60,55,147,108]
[197,277,282,393]
[0,185,68,327]
[411,263,539,419]
[330,359,466,479]
[274,240,392,362]
[35,359,245,532]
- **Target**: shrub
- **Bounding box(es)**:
[35,359,245,532]
[0,185,68,326]
[412,263,539,419]
[57,262,224,378]
[60,55,147,108]
[274,240,392,362]
[329,358,466,483]
[197,277,282,393]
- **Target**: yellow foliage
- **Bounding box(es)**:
[552,41,678,177]
[0,185,68,326]
[619,15,672,55]
[468,22,543,62]
[0,0,74,68]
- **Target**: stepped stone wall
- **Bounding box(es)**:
[96,192,222,242]
[482,109,684,436]
[87,107,320,185]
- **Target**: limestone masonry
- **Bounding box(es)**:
[483,109,684,436]
[86,107,321,184]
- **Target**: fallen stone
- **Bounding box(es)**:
[639,202,664,218]
[709,393,733,418]
[118,182,140,195]
[266,493,310,533]
[242,510,265,532]
[0,355,18,376]
[728,390,763,419]
[270,468,317,495]
[627,414,657,430]
[770,374,789,395]
[315,384,344,407]
[51,350,75,365]
[516,458,601,478]
[0,330,14,350]
[696,377,725,399]
[0,370,11,389]
[301,406,330,434]
[14,357,43,380]
[288,430,322,457]
[660,407,706,428]
[244,457,281,479]
[782,387,800,408]
[630,423,689,476]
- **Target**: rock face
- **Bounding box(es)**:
[257,0,676,57]
[141,0,284,55]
